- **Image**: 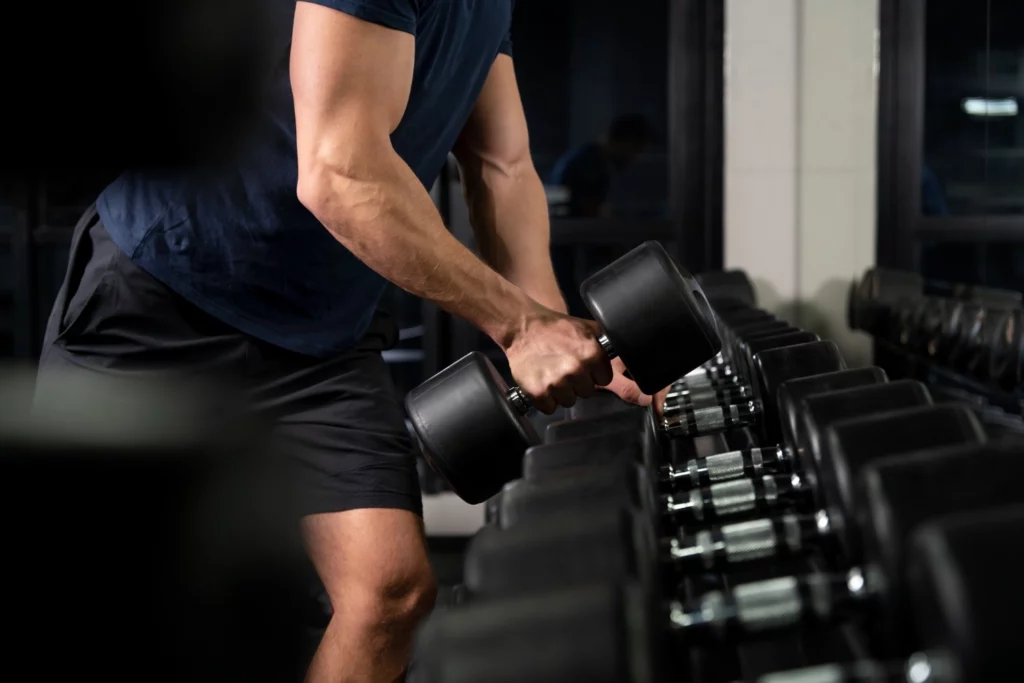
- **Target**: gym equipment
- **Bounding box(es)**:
[847,268,924,335]
[756,502,1024,683]
[405,242,721,504]
[662,340,846,445]
[987,307,1023,389]
[696,270,757,306]
[847,266,1022,337]
[472,404,985,597]
[665,330,818,414]
[525,368,889,504]
[414,500,1024,683]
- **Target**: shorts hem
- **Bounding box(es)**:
[298,492,423,519]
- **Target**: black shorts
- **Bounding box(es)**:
[38,206,422,517]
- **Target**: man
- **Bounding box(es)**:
[548,114,654,219]
[38,1,657,681]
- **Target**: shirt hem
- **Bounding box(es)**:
[302,0,418,35]
[95,208,360,359]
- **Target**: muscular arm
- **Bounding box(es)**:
[291,4,533,349]
[453,56,566,313]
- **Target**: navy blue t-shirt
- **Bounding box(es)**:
[97,0,514,357]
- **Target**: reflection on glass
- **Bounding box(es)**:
[919,241,1024,294]
[548,114,655,219]
[922,0,1024,216]
[512,0,668,221]
[510,0,669,315]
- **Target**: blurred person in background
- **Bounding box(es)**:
[548,113,654,219]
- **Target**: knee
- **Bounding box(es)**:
[359,559,438,631]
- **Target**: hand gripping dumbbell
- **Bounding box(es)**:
[501,377,933,531]
[412,499,1024,683]
[466,404,988,611]
[404,241,722,504]
[754,502,1024,683]
[531,366,887,503]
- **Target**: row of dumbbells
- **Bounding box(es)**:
[402,254,1024,683]
[848,267,1024,391]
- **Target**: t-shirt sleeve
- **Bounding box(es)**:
[302,0,419,35]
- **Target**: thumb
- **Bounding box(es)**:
[605,373,652,408]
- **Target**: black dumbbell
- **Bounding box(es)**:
[405,241,722,504]
[520,369,892,521]
[516,358,876,528]
[664,330,819,415]
[469,404,986,600]
[515,346,860,526]
[676,316,796,381]
[754,502,1024,683]
[848,268,924,336]
[661,340,846,447]
[988,307,1023,390]
[413,498,1024,683]
[695,269,758,307]
[667,318,796,392]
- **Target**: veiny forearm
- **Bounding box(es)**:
[461,160,567,313]
[298,147,533,348]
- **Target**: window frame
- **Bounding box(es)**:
[877,0,1024,271]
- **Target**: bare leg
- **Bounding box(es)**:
[302,508,437,683]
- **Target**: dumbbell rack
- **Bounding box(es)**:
[661,368,868,681]
[845,266,1024,432]
[874,340,1024,430]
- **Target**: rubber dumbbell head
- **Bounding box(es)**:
[753,503,1024,683]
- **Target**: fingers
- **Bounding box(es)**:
[601,359,652,407]
[587,349,614,387]
[568,372,598,400]
[652,385,671,418]
[607,374,652,407]
[552,378,577,411]
[529,392,558,415]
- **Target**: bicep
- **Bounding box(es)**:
[454,54,532,174]
[291,1,415,169]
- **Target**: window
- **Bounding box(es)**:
[879,0,1024,295]
[922,1,1024,217]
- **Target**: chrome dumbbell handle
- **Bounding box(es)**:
[661,399,762,437]
[663,510,832,571]
[668,567,872,641]
[664,383,755,416]
[756,656,948,683]
[662,472,812,524]
[504,334,615,414]
[661,444,792,489]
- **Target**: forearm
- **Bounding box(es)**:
[298,147,534,349]
[462,162,567,313]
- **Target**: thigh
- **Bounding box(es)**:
[247,340,423,518]
[301,508,430,606]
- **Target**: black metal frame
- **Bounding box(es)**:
[8,181,40,359]
[877,0,1024,270]
[669,0,724,273]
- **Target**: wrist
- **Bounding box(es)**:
[486,286,539,352]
